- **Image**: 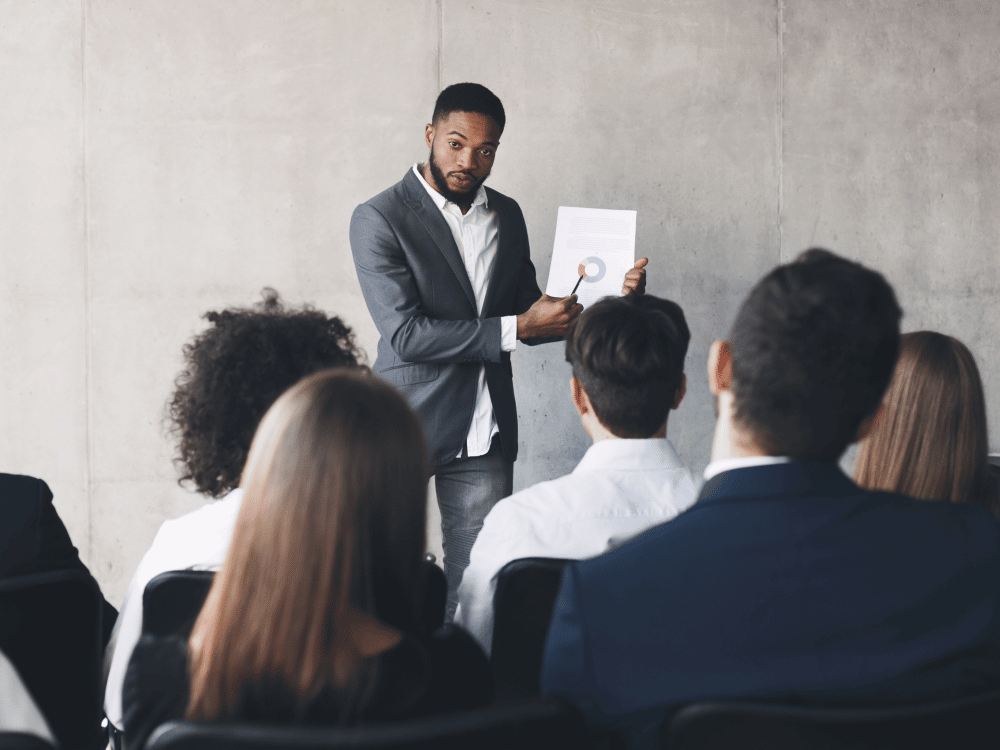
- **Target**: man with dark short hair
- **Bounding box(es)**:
[542,249,1000,749]
[350,83,647,617]
[454,295,696,653]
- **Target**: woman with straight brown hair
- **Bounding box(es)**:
[854,331,1000,519]
[121,369,491,750]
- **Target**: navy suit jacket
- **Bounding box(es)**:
[541,461,1000,749]
[0,473,117,645]
[350,169,545,467]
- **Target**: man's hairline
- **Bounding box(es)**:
[430,108,504,136]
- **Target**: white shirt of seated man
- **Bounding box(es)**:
[102,488,244,730]
[454,374,697,655]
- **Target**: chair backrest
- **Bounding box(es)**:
[0,733,59,750]
[490,557,572,701]
[142,561,445,641]
[418,561,447,635]
[146,697,590,750]
[664,689,1000,750]
[0,570,104,750]
[142,570,216,639]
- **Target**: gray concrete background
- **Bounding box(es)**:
[1,1,997,605]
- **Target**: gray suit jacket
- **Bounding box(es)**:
[350,169,544,467]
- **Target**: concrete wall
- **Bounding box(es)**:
[1,0,997,605]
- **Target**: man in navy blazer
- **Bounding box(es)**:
[0,473,117,644]
[351,83,646,616]
[541,249,1000,749]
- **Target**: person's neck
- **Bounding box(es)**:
[710,391,768,462]
[585,417,667,445]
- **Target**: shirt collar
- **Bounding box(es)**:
[703,455,791,481]
[574,437,687,474]
[412,163,489,212]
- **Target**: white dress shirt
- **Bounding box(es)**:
[454,437,697,654]
[412,165,517,458]
[102,488,244,729]
[0,649,55,743]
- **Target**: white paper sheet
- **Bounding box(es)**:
[544,206,636,308]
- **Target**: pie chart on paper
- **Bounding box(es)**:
[577,256,607,283]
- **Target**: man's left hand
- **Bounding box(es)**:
[622,257,648,295]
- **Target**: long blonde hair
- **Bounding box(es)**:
[854,331,998,517]
[186,368,429,721]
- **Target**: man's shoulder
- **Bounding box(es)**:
[0,472,45,498]
[492,474,583,519]
[483,185,523,217]
[357,172,413,214]
[472,477,579,552]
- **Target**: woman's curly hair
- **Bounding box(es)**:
[168,288,365,498]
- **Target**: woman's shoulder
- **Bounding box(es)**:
[416,623,490,664]
[398,624,492,713]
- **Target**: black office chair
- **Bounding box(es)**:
[0,570,104,750]
[490,557,572,701]
[663,688,1000,750]
[145,697,590,750]
[142,560,445,640]
[417,558,447,634]
[142,569,216,639]
[0,733,59,750]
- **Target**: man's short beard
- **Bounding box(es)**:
[428,149,489,204]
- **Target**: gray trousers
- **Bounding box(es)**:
[434,436,513,622]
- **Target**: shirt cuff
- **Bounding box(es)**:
[501,316,518,351]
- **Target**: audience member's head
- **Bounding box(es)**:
[854,331,999,517]
[431,82,506,135]
[565,294,690,440]
[711,248,902,461]
[187,368,429,721]
[168,288,363,498]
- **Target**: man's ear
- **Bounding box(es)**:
[672,373,687,409]
[856,403,887,442]
[570,377,588,417]
[425,122,435,149]
[707,341,732,397]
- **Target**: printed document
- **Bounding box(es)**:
[544,206,636,308]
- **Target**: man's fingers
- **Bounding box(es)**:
[634,257,649,269]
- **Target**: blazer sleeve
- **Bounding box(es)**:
[503,200,563,347]
[350,202,504,365]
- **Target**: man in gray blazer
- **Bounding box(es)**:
[350,83,645,617]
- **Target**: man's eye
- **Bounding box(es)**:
[449,141,460,148]
[480,150,493,157]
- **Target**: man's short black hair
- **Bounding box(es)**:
[432,82,506,135]
[565,294,690,439]
[730,248,902,460]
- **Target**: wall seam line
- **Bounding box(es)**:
[81,0,94,565]
[777,0,785,263]
[437,0,443,91]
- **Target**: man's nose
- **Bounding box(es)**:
[456,147,474,170]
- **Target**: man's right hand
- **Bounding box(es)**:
[517,294,583,340]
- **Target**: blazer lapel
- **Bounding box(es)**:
[482,190,518,316]
[401,169,477,311]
